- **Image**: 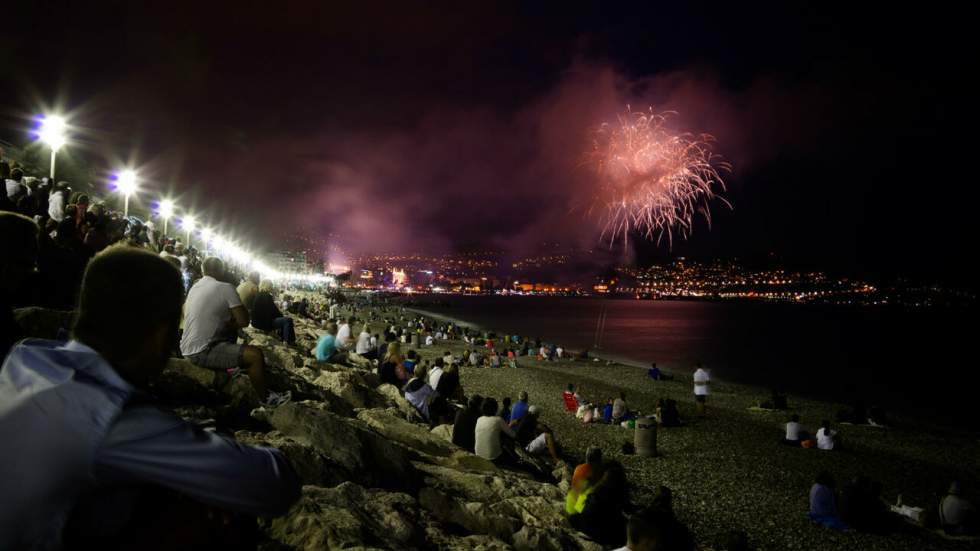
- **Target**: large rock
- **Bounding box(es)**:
[415,463,599,551]
[268,401,418,491]
[264,483,426,550]
[13,307,74,340]
[377,383,424,422]
[357,408,457,458]
[312,370,390,410]
[153,358,221,404]
[235,430,349,487]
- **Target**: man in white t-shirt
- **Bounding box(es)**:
[336,317,353,350]
[693,364,710,416]
[784,414,805,446]
[428,358,444,391]
[180,257,287,406]
[425,334,434,346]
[355,325,372,357]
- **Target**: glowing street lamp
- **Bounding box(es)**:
[37,115,67,179]
[159,199,175,237]
[182,215,196,247]
[115,170,138,218]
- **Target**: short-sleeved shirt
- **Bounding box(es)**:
[180,276,243,357]
[816,428,836,450]
[315,334,337,362]
[693,368,710,396]
[510,400,529,423]
[786,421,802,441]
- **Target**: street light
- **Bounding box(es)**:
[182,216,196,247]
[37,115,67,179]
[159,199,175,237]
[115,170,138,218]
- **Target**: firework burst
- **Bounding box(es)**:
[590,106,731,246]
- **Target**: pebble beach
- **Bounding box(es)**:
[385,303,980,550]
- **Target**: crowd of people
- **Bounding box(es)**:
[3,158,976,547]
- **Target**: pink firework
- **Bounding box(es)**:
[590,107,731,246]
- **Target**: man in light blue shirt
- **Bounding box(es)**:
[315,322,339,362]
[0,247,301,548]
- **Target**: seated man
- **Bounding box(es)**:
[236,271,260,313]
[647,362,674,381]
[0,246,301,548]
[784,414,809,446]
[612,392,632,423]
[251,280,295,344]
[314,322,345,363]
[180,258,288,406]
[403,364,436,420]
[509,390,530,427]
[516,405,560,463]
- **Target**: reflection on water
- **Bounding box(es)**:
[410,295,972,426]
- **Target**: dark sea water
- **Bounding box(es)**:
[407,295,974,429]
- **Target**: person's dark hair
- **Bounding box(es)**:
[791,414,800,422]
[627,507,670,549]
[434,357,444,367]
[651,362,657,368]
[468,394,484,410]
[821,419,831,430]
[407,349,417,360]
[76,194,90,206]
[0,212,39,271]
[586,446,603,465]
[501,396,511,409]
[72,246,184,364]
[815,470,835,488]
[567,383,575,392]
[10,167,23,181]
[620,391,626,400]
[482,397,498,416]
[651,485,673,513]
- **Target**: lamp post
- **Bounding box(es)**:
[37,115,67,179]
[115,170,138,218]
[159,199,175,237]
[183,216,196,248]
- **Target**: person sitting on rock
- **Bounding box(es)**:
[354,323,374,360]
[474,397,517,465]
[566,446,605,515]
[611,505,692,551]
[379,341,407,385]
[0,246,301,549]
[403,349,419,376]
[251,280,295,345]
[435,362,463,402]
[428,357,445,390]
[572,460,632,546]
[236,271,260,313]
[180,257,288,407]
[516,405,560,464]
[315,322,343,363]
[403,363,436,420]
[453,394,484,452]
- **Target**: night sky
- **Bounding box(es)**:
[2,2,976,285]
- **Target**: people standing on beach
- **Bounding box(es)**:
[474,397,516,464]
[693,364,710,416]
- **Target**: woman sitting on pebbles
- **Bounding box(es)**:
[474,397,517,465]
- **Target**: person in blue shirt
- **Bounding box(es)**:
[315,322,339,362]
[509,390,530,427]
[0,246,301,548]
